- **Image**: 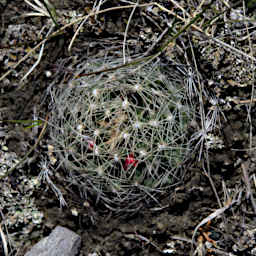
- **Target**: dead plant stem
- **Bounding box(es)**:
[0,113,49,181]
[242,163,256,216]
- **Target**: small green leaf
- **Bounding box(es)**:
[3,119,43,128]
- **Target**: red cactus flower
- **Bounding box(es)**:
[87,140,94,150]
[124,153,138,170]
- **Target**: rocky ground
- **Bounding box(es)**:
[0,0,256,255]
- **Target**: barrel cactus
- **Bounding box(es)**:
[48,58,194,212]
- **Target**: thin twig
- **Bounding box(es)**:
[124,233,163,253]
[243,0,255,150]
[233,98,256,104]
[191,196,238,254]
[20,25,54,83]
[242,163,256,215]
[68,3,156,51]
[210,248,235,256]
[123,1,139,64]
[0,1,206,84]
[211,37,256,62]
[0,113,49,180]
[0,223,8,256]
[169,0,191,18]
[143,27,169,56]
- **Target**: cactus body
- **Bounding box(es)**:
[49,59,194,212]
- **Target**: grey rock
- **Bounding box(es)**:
[25,226,81,256]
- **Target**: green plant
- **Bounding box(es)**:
[2,119,43,129]
[23,0,59,27]
[48,58,195,212]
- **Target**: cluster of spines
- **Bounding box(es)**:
[48,60,194,211]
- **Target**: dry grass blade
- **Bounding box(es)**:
[0,3,152,83]
[68,3,153,51]
[124,233,163,253]
[23,0,59,27]
[20,25,54,82]
[209,248,235,256]
[211,37,256,63]
[242,162,256,215]
[0,223,8,256]
[191,195,239,253]
[0,32,52,83]
[67,1,207,51]
[23,0,50,17]
[0,1,209,84]
[123,1,138,64]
